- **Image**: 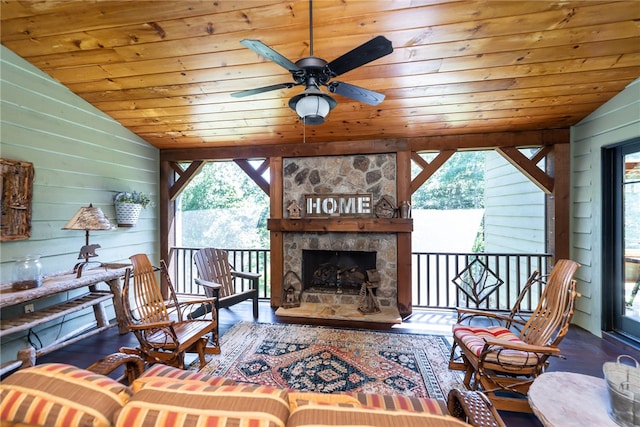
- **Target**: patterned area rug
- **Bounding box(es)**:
[195,322,464,400]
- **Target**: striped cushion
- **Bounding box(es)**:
[287,392,362,412]
[115,382,290,427]
[287,402,471,427]
[131,363,236,392]
[347,392,446,414]
[0,363,132,427]
[452,325,540,366]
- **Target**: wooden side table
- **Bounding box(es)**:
[528,371,618,427]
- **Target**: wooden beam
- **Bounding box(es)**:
[496,146,554,194]
[159,159,175,296]
[168,160,205,201]
[269,156,284,308]
[410,150,456,195]
[234,159,270,195]
[408,130,569,152]
[160,130,569,162]
[161,139,408,162]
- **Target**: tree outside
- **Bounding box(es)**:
[178,161,269,249]
[411,151,486,252]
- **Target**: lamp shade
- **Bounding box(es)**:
[63,204,114,231]
[289,87,336,125]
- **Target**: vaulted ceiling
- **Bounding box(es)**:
[1,1,639,150]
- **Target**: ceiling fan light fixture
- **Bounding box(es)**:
[289,87,336,125]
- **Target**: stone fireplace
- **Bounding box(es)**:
[302,249,376,294]
[268,153,408,317]
[284,232,397,307]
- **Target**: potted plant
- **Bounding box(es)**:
[114,191,152,227]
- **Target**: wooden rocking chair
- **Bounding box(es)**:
[448,259,580,413]
[120,254,220,370]
[193,248,261,319]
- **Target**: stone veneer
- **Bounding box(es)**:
[282,154,398,308]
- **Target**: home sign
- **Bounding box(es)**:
[305,193,373,217]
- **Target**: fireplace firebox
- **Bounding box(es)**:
[301,250,376,294]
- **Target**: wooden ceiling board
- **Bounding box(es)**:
[1,0,639,150]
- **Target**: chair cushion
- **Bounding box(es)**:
[131,363,236,392]
[0,363,132,427]
[452,325,540,366]
[114,382,290,427]
[286,401,470,427]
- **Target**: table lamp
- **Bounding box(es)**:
[62,203,115,277]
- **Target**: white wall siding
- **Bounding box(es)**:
[0,46,160,362]
[484,151,546,254]
[571,78,640,335]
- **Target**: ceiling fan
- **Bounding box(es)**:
[231,0,393,125]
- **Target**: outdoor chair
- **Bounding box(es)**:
[120,253,220,370]
[448,259,580,413]
[193,248,261,320]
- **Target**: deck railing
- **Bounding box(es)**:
[169,247,271,299]
[169,247,552,311]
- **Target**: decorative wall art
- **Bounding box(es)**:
[1,159,34,241]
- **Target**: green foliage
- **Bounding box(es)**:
[411,151,485,210]
[179,161,269,248]
[114,191,153,208]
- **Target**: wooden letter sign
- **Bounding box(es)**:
[305,193,373,217]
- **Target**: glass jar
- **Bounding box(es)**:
[12,255,43,291]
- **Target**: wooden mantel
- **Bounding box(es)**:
[267,218,413,233]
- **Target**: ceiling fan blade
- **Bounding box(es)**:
[231,83,297,98]
[240,39,301,72]
[327,35,393,77]
[327,81,385,106]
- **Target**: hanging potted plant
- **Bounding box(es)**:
[114,191,152,227]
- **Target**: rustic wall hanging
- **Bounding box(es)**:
[1,159,34,241]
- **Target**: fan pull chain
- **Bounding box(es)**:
[309,0,314,56]
[303,119,307,143]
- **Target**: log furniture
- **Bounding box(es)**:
[120,254,220,369]
[0,264,130,358]
[193,247,261,319]
[449,259,581,412]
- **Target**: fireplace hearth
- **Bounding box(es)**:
[302,250,376,295]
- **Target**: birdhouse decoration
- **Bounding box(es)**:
[374,195,397,218]
[287,200,302,219]
[281,270,302,308]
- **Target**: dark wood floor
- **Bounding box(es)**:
[34,301,640,427]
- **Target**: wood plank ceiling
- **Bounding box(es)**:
[1,1,639,150]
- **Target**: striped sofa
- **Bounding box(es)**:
[0,354,504,427]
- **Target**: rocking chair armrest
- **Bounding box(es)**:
[231,270,261,281]
[482,337,561,355]
[128,320,174,330]
[447,389,506,427]
[194,277,223,292]
[86,352,145,383]
[177,297,217,306]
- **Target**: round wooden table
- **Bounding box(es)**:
[528,372,618,427]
